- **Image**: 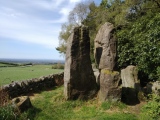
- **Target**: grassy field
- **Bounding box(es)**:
[0,64,63,85]
[19,86,139,120]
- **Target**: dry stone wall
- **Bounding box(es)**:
[1,73,64,98]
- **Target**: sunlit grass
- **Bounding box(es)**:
[19,86,138,120]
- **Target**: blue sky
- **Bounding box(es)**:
[0,0,100,60]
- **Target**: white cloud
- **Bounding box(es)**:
[69,0,82,3]
[0,0,83,59]
[46,0,83,24]
[0,13,60,49]
[46,7,72,23]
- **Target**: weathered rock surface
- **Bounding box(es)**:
[145,81,160,95]
[64,26,97,100]
[99,69,121,102]
[12,96,32,113]
[94,22,116,70]
[121,65,140,105]
[94,22,121,102]
[121,65,140,88]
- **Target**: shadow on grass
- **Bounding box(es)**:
[26,86,60,97]
[121,87,140,106]
[19,106,42,120]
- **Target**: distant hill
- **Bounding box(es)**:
[0,58,65,65]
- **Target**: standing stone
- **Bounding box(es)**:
[121,65,139,88]
[94,22,121,102]
[146,81,160,95]
[64,26,97,100]
[94,22,116,70]
[121,65,140,105]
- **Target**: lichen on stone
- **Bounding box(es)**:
[101,69,119,76]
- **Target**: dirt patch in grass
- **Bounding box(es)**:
[127,102,146,115]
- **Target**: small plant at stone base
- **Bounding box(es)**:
[139,94,160,120]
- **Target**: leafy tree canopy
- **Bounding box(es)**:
[56,0,160,82]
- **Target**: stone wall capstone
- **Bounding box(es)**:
[1,72,64,99]
[64,26,98,100]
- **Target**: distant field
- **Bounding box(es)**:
[0,63,15,67]
[0,64,63,85]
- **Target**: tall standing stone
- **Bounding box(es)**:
[94,22,121,101]
[64,26,97,100]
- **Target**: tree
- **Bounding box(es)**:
[68,1,91,26]
[56,0,160,83]
[56,23,74,55]
[56,1,92,55]
[116,11,160,82]
[100,0,110,8]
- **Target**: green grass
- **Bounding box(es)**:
[101,100,127,110]
[18,86,138,120]
[0,65,63,85]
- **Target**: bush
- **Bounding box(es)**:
[0,104,16,120]
[52,63,64,69]
[139,94,160,120]
[0,89,9,107]
[116,12,160,81]
[0,89,16,120]
[157,67,160,81]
